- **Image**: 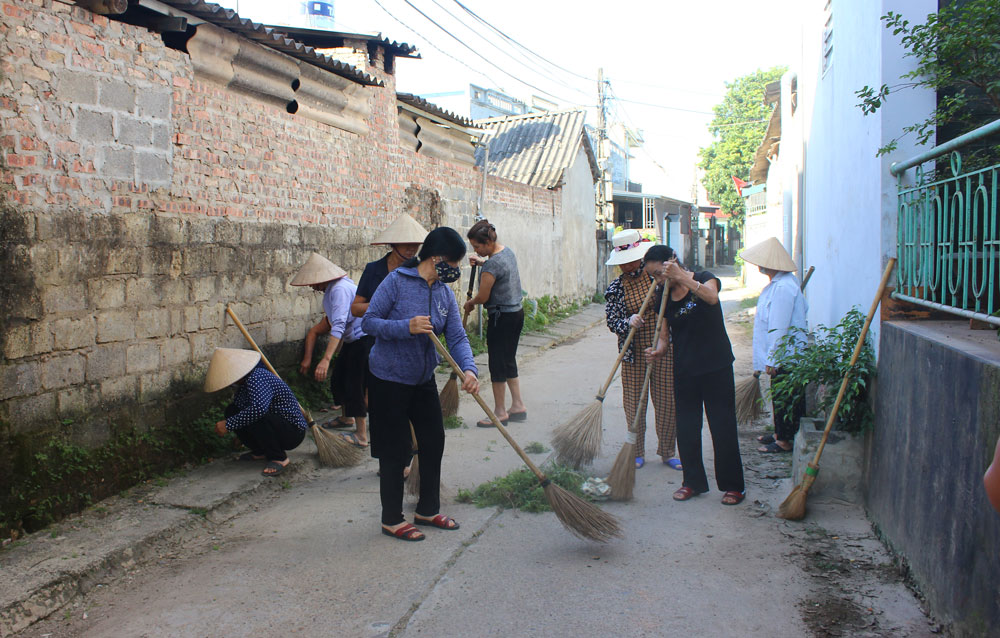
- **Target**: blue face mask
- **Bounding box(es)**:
[435,261,461,283]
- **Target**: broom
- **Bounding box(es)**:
[440,264,480,418]
[735,265,816,426]
[607,287,669,501]
[552,282,658,468]
[777,258,895,520]
[406,422,420,497]
[430,333,622,542]
[226,306,364,468]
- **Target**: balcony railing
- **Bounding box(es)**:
[890,119,1000,326]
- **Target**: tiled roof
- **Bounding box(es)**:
[156,0,383,86]
[397,93,476,128]
[475,109,599,189]
[263,26,420,59]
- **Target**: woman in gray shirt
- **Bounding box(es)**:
[464,220,527,426]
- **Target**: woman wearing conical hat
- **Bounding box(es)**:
[351,214,428,319]
[292,253,369,449]
[740,237,808,454]
[205,348,308,477]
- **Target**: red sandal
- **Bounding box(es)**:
[721,490,746,505]
[413,514,460,530]
[672,486,707,501]
[381,523,425,541]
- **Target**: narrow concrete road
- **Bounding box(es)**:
[19,272,937,638]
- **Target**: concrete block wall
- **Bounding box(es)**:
[0,0,578,447]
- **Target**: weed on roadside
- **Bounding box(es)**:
[444,415,465,430]
[456,465,588,512]
[524,441,549,454]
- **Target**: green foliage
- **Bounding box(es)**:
[698,66,787,229]
[856,1,1000,159]
[455,465,588,512]
[443,415,465,430]
[521,295,581,334]
[768,308,876,434]
[591,291,606,304]
[523,441,549,454]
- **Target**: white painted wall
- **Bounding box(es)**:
[795,0,936,343]
[557,146,599,299]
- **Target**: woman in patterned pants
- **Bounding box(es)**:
[603,230,679,470]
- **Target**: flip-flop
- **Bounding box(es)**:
[340,432,369,448]
[664,458,683,470]
[507,411,527,422]
[261,461,286,477]
[635,456,645,469]
[413,514,460,530]
[323,416,355,430]
[758,441,791,453]
[381,523,425,542]
[476,417,509,428]
[757,434,775,444]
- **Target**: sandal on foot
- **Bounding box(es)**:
[262,461,286,477]
[673,486,707,501]
[476,416,508,428]
[757,434,775,444]
[758,441,791,454]
[238,452,265,462]
[382,523,425,542]
[722,490,746,505]
[340,432,369,449]
[507,410,527,422]
[323,416,355,430]
[414,514,460,530]
[664,458,683,471]
[635,456,645,469]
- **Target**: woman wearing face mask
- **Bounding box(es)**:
[463,219,526,426]
[603,230,680,470]
[362,227,479,542]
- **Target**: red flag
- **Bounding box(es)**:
[731,176,749,197]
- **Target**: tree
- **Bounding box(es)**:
[856,0,1000,158]
[698,66,786,230]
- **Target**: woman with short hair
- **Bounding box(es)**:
[363,227,479,542]
[464,219,527,426]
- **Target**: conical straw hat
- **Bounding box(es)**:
[740,237,797,272]
[204,348,261,392]
[371,214,428,245]
[290,252,347,286]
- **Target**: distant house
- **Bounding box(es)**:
[476,109,601,297]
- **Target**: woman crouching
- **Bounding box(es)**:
[362,227,479,541]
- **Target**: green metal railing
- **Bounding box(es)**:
[890,119,1000,326]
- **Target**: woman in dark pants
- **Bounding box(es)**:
[643,245,746,505]
[362,227,479,541]
[464,219,526,426]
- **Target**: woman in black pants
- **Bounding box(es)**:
[643,245,745,505]
[464,219,527,426]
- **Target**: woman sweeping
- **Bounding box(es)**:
[205,348,307,477]
[292,253,369,449]
[740,237,808,454]
[363,227,479,542]
[464,220,527,426]
[604,230,679,470]
[643,245,745,505]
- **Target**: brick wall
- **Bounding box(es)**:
[0,0,573,454]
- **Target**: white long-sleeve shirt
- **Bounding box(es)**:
[752,271,808,370]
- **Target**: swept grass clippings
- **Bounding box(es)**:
[455,465,587,513]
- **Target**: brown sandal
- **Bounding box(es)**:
[381,523,425,541]
[414,514,460,530]
[721,490,746,505]
[672,486,707,501]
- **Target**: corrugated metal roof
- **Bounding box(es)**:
[475,109,599,189]
[263,26,420,59]
[155,0,383,86]
[397,93,476,129]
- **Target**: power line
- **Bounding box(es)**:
[399,0,584,106]
[369,0,503,88]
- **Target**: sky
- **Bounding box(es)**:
[219,0,802,201]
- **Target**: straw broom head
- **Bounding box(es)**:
[312,424,365,467]
[439,372,459,418]
[406,451,420,496]
[735,375,763,425]
[543,481,622,543]
[606,436,636,501]
[551,399,603,468]
[777,463,817,520]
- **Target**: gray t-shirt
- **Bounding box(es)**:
[481,246,523,313]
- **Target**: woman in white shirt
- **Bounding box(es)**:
[740,238,807,453]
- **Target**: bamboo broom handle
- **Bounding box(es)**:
[800,266,815,291]
[226,305,315,425]
[596,282,658,399]
[627,287,670,434]
[429,333,549,483]
[810,258,896,464]
[462,264,478,325]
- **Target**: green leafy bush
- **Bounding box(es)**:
[768,308,875,433]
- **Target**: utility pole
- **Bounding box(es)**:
[596,68,613,230]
